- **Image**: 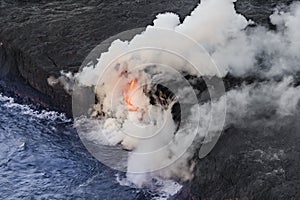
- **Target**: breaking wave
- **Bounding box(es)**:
[0,93,71,122]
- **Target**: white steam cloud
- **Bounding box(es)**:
[54,0,300,194]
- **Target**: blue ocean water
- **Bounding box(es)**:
[0,94,143,200]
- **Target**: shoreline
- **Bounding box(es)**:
[1,0,298,199]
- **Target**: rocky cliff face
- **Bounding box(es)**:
[0,0,288,114]
[1,0,298,199]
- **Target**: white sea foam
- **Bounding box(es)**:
[0,93,71,122]
[116,174,182,200]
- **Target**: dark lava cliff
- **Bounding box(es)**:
[1,0,299,199]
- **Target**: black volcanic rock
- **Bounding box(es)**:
[0,0,199,115]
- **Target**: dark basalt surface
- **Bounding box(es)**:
[0,0,199,116]
[0,0,298,199]
[190,120,300,199]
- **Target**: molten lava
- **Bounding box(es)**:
[125,79,139,111]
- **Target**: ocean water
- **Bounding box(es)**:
[0,94,145,200]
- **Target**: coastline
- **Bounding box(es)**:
[1,0,298,199]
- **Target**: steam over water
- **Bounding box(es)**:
[0,94,178,199]
[51,0,300,198]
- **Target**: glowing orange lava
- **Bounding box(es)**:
[125,79,139,111]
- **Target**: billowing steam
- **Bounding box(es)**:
[53,0,300,195]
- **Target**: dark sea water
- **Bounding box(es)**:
[0,94,143,200]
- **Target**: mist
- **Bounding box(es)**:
[54,0,300,192]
